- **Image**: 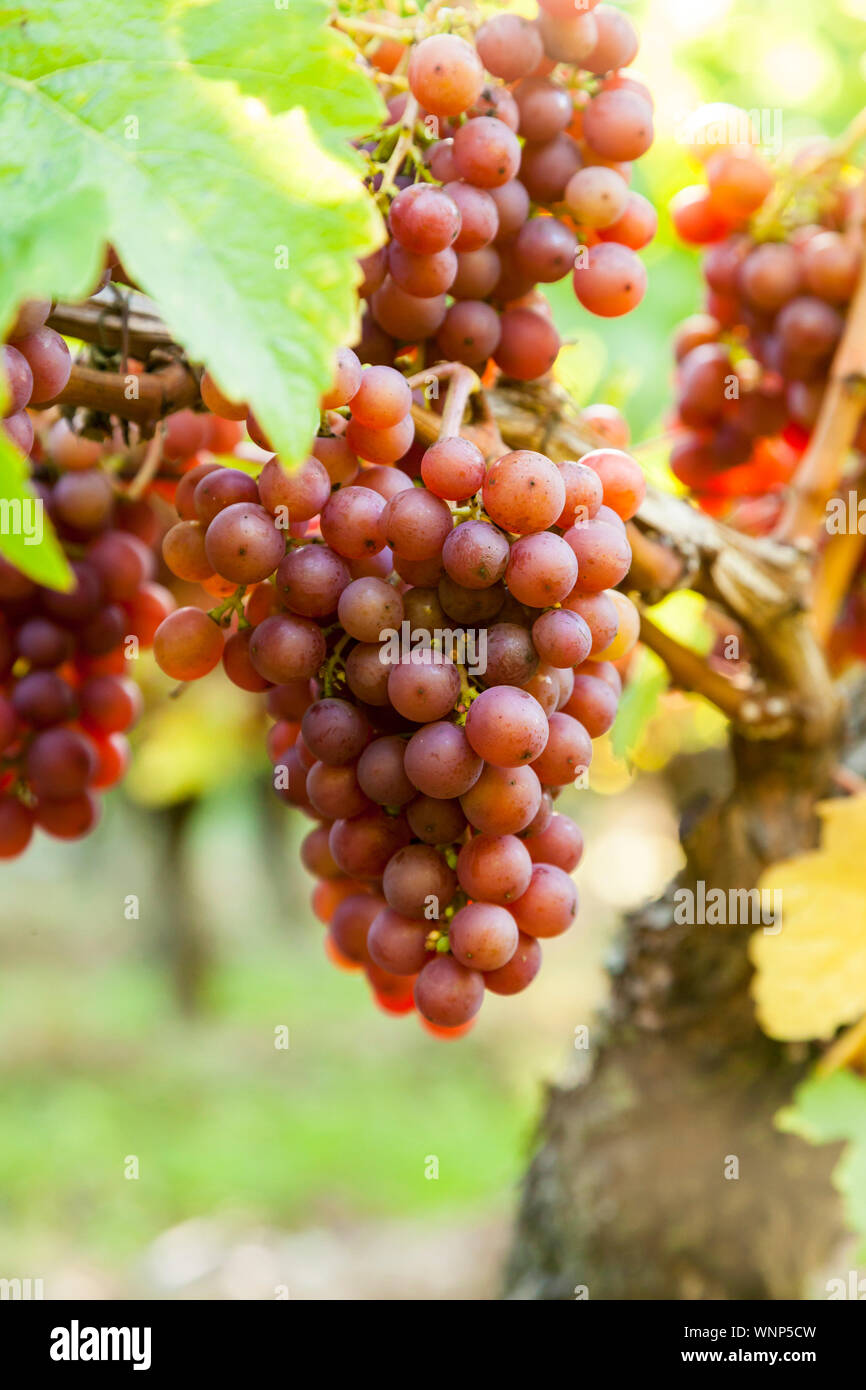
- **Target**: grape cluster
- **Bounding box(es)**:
[2,300,73,454]
[353,1,655,384]
[156,352,645,1037]
[0,413,172,858]
[668,107,861,529]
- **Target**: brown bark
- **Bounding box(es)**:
[503,724,856,1300]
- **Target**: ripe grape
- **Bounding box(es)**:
[383,842,457,919]
[506,532,578,606]
[493,308,560,381]
[483,450,566,534]
[404,720,483,799]
[457,833,533,905]
[452,117,521,189]
[449,902,519,971]
[512,862,578,937]
[249,613,327,683]
[574,242,647,317]
[154,607,224,681]
[407,34,484,118]
[414,955,484,1026]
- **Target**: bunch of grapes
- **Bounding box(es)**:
[667,106,861,529]
[0,398,173,858]
[350,0,655,384]
[155,349,645,1037]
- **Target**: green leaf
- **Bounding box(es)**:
[0,434,72,588]
[611,646,669,759]
[0,0,384,469]
[778,1070,866,1260]
[179,0,387,155]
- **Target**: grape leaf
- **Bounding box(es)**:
[749,796,866,1041]
[777,1070,866,1261]
[0,0,383,476]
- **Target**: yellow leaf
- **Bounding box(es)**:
[749,796,866,1041]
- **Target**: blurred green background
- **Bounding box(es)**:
[1,0,864,1299]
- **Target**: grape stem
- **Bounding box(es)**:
[125,420,164,500]
[436,365,481,442]
[322,630,352,697]
[207,586,247,627]
[378,93,420,199]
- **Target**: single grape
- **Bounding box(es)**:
[414,955,484,1027]
[15,326,72,403]
[383,842,457,919]
[320,486,386,559]
[407,34,484,118]
[506,532,579,607]
[512,861,578,937]
[154,607,224,681]
[457,832,533,905]
[489,180,530,241]
[337,576,403,644]
[162,520,214,582]
[387,650,461,722]
[12,670,76,727]
[476,14,544,82]
[302,697,371,765]
[519,135,582,203]
[565,165,629,229]
[442,520,509,590]
[248,613,327,683]
[329,893,384,965]
[204,502,285,584]
[452,116,521,189]
[421,437,486,502]
[389,184,461,254]
[78,674,143,734]
[532,608,592,667]
[483,450,566,534]
[345,641,393,706]
[404,720,483,799]
[460,762,542,836]
[443,182,499,252]
[597,191,658,250]
[357,735,416,806]
[368,907,432,975]
[536,10,599,65]
[493,308,560,381]
[437,300,502,366]
[329,808,411,879]
[706,148,772,218]
[406,794,468,845]
[465,685,548,767]
[321,347,363,410]
[307,760,371,820]
[583,3,638,71]
[1,344,34,413]
[388,242,458,298]
[514,218,578,283]
[257,455,331,522]
[25,726,97,799]
[484,930,542,994]
[450,247,502,301]
[513,77,572,143]
[531,710,592,786]
[482,623,538,687]
[563,671,619,737]
[449,901,519,971]
[275,544,351,618]
[380,488,453,561]
[222,628,272,692]
[574,242,647,317]
[0,797,34,858]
